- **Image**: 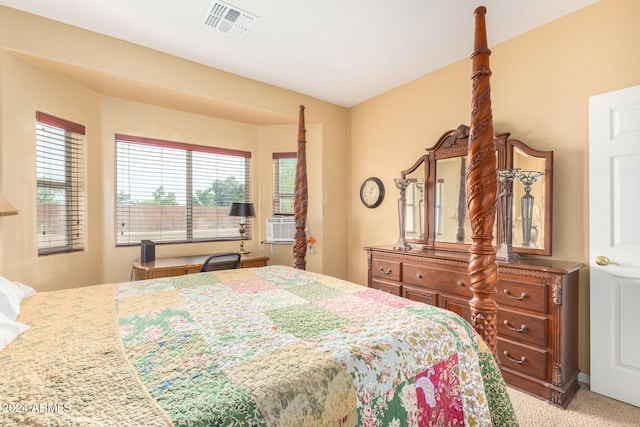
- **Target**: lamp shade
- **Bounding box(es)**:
[228,202,255,218]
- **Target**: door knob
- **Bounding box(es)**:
[595,255,620,266]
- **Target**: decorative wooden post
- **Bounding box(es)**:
[293,105,308,270]
[467,6,499,359]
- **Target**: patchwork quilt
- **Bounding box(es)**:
[1,265,517,426]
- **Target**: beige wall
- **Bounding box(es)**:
[0,6,348,290]
[257,123,324,272]
[348,0,640,376]
[0,49,103,290]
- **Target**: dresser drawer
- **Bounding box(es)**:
[495,279,546,313]
[498,308,547,347]
[372,258,401,282]
[498,338,548,380]
[441,294,472,323]
[371,279,402,296]
[402,284,438,306]
[402,263,469,298]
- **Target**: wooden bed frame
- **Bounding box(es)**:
[293,105,308,271]
[466,6,499,359]
[292,7,499,357]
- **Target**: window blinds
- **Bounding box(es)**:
[36,112,86,255]
[115,134,252,245]
[272,152,296,215]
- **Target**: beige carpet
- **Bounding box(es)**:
[508,383,640,426]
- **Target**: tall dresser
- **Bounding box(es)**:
[365,245,584,408]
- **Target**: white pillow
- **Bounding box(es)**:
[13,281,35,299]
[0,276,36,321]
[0,312,29,351]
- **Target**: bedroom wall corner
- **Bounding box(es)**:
[315,106,349,279]
[0,49,105,291]
[257,107,349,280]
[256,123,321,270]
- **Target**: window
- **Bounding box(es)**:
[115,134,252,245]
[36,112,86,255]
[272,152,296,215]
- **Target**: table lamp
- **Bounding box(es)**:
[228,202,255,254]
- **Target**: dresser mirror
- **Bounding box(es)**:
[433,156,472,245]
[401,124,553,256]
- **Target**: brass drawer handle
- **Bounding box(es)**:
[504,320,528,332]
[504,351,528,364]
[379,267,393,275]
[416,273,423,279]
[456,281,465,288]
[504,289,528,300]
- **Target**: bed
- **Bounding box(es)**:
[1,6,516,427]
[1,265,515,426]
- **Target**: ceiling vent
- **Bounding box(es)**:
[202,1,258,38]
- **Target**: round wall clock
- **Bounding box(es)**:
[360,177,385,208]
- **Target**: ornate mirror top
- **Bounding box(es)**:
[401,124,553,256]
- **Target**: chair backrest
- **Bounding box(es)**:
[200,252,242,272]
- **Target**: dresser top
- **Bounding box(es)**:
[365,245,584,274]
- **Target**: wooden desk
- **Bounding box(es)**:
[132,253,269,280]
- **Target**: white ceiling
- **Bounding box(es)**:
[0,0,598,107]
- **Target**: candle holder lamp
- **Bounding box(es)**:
[517,171,544,247]
[393,178,413,251]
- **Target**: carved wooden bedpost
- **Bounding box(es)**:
[467,6,499,359]
[293,105,308,270]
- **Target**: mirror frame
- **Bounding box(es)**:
[402,124,553,256]
[499,136,553,256]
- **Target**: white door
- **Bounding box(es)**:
[589,85,640,407]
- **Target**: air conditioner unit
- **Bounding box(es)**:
[266,217,296,243]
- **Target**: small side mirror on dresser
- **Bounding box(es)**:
[401,124,553,256]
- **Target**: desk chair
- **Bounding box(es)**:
[200,252,242,272]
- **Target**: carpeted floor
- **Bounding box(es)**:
[508,383,640,426]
